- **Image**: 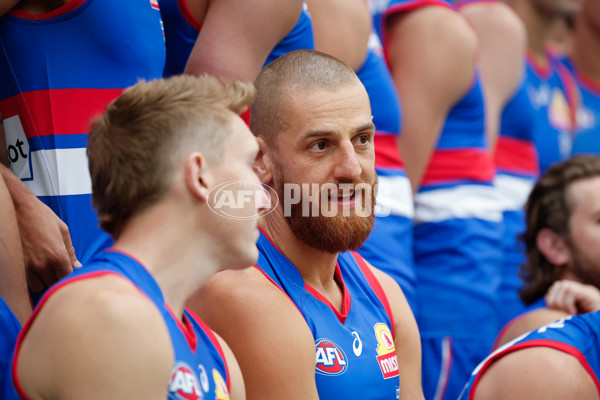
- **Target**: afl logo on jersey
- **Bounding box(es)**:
[315,339,348,376]
[169,362,203,400]
[150,0,159,10]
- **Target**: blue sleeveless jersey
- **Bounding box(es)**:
[0,0,166,264]
[460,312,600,399]
[494,74,540,325]
[7,250,231,400]
[0,298,20,399]
[525,51,578,173]
[159,0,314,77]
[375,1,504,398]
[255,231,400,400]
[356,32,415,314]
[561,57,600,156]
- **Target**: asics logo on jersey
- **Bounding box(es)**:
[169,362,203,400]
[315,339,348,375]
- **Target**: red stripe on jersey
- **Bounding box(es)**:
[421,148,495,186]
[178,0,202,31]
[352,252,396,339]
[0,88,124,138]
[494,136,539,176]
[374,133,405,170]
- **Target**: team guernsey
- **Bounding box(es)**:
[494,75,540,325]
[0,0,166,264]
[159,0,315,77]
[255,230,400,400]
[376,1,504,398]
[356,32,415,314]
[525,50,578,173]
[0,298,20,398]
[561,57,600,156]
[460,312,600,399]
[6,250,231,400]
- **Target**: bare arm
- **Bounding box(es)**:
[305,0,371,71]
[17,276,174,400]
[214,333,246,400]
[371,266,424,400]
[0,174,31,324]
[386,6,479,192]
[474,347,599,400]
[184,0,303,82]
[461,2,526,151]
[0,164,79,292]
[187,267,319,400]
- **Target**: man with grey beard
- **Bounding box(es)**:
[187,49,423,400]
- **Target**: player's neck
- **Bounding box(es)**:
[260,212,342,293]
[113,201,217,319]
[572,19,600,83]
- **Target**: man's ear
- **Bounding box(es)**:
[254,136,273,185]
[537,227,571,266]
[184,152,210,203]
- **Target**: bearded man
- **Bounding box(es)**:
[187,49,423,400]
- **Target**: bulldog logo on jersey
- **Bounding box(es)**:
[315,338,348,376]
[212,369,230,400]
[169,362,203,400]
[374,323,399,379]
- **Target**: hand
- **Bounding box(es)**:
[16,192,81,292]
[545,280,600,315]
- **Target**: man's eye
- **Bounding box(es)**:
[311,141,327,151]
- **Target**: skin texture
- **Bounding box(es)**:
[0,174,31,324]
[385,6,479,192]
[188,82,424,400]
[305,0,371,71]
[16,110,258,399]
[183,0,303,82]
[473,346,599,400]
[460,2,526,151]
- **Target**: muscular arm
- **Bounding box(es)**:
[385,6,479,192]
[474,347,599,400]
[0,174,31,324]
[17,276,174,400]
[305,0,371,71]
[371,266,424,400]
[461,2,526,151]
[187,267,319,400]
[184,0,303,82]
[0,164,79,291]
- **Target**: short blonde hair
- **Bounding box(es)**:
[88,75,254,238]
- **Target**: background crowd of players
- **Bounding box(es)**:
[1,0,600,398]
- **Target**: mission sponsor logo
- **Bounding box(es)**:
[374,323,399,379]
[315,338,348,376]
[212,369,230,400]
[169,362,203,400]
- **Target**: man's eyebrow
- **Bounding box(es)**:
[303,123,376,140]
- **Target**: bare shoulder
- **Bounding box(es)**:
[461,1,526,38]
[475,346,599,400]
[188,267,319,399]
[495,308,570,348]
[17,274,173,400]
